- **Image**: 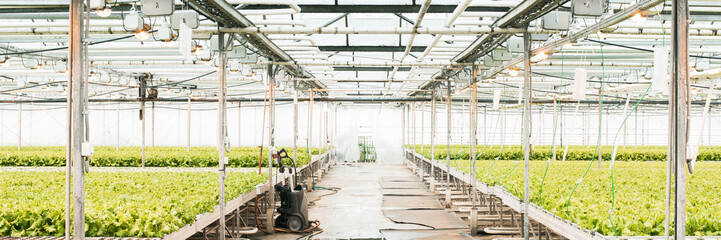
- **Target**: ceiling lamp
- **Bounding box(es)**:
[631,12,646,23]
[96,7,112,18]
[192,45,204,56]
[535,52,549,61]
[508,67,519,77]
[135,25,151,41]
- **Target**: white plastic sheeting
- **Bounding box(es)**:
[335,104,403,163]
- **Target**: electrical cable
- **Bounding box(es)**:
[308,186,341,206]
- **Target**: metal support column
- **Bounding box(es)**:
[142,100,146,167]
[217,32,228,240]
[238,102,245,147]
[293,80,298,166]
[152,102,155,147]
[421,103,425,153]
[446,80,452,187]
[17,103,21,150]
[402,104,406,149]
[469,74,478,236]
[308,90,314,154]
[69,0,85,238]
[670,0,689,238]
[552,97,557,161]
[266,65,276,233]
[483,106,487,147]
[522,30,532,240]
[635,109,638,149]
[413,103,417,154]
[187,96,191,151]
[598,100,602,168]
[430,89,437,190]
[116,103,120,151]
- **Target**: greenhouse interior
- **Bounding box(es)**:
[0,0,717,239]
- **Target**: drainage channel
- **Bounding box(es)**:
[404,148,608,240]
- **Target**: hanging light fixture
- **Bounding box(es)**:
[535,51,549,61]
[631,11,646,23]
[135,24,151,41]
[508,67,519,77]
[96,7,112,18]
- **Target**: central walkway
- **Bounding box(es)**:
[256,163,473,240]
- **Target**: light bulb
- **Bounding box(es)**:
[631,12,646,23]
[193,46,204,56]
[96,7,112,18]
[135,30,150,41]
[508,68,519,77]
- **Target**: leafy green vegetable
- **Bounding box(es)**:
[0,146,324,168]
[0,170,267,237]
[413,144,721,162]
[416,145,721,236]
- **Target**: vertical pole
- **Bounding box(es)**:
[139,76,146,167]
[413,103,417,154]
[69,0,85,238]
[17,103,22,150]
[624,97,628,149]
[635,109,638,149]
[308,90,314,154]
[116,103,120,150]
[152,102,155,147]
[500,106,504,148]
[421,103,425,153]
[293,80,298,166]
[446,80,452,187]
[217,32,227,240]
[238,101,245,147]
[709,108,712,149]
[325,104,329,149]
[670,0,689,238]
[522,31,532,240]
[483,106,487,147]
[266,65,276,233]
[598,100,602,168]
[430,90,437,190]
[708,107,712,149]
[469,73,478,236]
[606,106,609,146]
[187,96,191,151]
[401,105,406,151]
[552,97,557,161]
[539,106,544,146]
[586,105,590,147]
[141,98,146,167]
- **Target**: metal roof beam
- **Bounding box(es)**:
[240,4,511,13]
[318,46,426,52]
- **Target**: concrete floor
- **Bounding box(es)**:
[251,163,473,240]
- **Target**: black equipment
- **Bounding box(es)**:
[272,148,309,231]
[274,184,309,231]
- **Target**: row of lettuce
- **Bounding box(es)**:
[0,146,325,168]
[1,171,267,237]
[410,146,721,236]
[408,145,721,161]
